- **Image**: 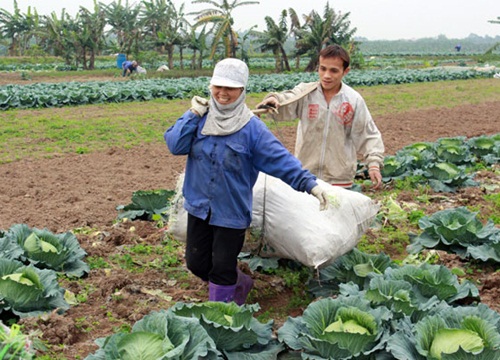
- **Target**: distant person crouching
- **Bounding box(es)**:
[122,60,138,77]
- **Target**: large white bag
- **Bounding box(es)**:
[249,173,379,268]
[167,173,380,269]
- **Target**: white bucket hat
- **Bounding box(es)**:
[210,58,249,88]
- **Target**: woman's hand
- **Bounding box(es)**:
[190,96,209,117]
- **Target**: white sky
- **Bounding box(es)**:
[3,0,500,40]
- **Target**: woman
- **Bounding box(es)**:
[165,58,327,305]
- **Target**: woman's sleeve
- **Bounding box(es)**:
[164,110,202,155]
[252,122,317,193]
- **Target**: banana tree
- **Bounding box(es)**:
[157,3,189,69]
[294,2,356,71]
[41,9,79,65]
[186,25,208,69]
[77,0,106,69]
[102,0,142,56]
[256,10,291,72]
[0,0,38,56]
[190,0,259,59]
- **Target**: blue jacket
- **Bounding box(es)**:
[165,110,318,229]
[122,60,136,71]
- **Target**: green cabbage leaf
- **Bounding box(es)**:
[387,304,500,359]
[116,189,175,221]
[84,309,219,360]
[169,302,281,358]
[0,258,69,317]
[278,295,391,359]
[6,224,89,277]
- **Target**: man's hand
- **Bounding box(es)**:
[311,185,328,211]
[256,97,280,114]
[190,96,209,117]
[368,165,383,190]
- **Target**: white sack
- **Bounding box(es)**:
[166,173,187,242]
[157,65,170,72]
[250,173,379,268]
[167,172,380,269]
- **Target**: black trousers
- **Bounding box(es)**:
[186,213,246,285]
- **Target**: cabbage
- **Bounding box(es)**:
[5,224,89,277]
[278,295,391,359]
[387,304,500,359]
[169,302,283,358]
[116,189,175,221]
[0,259,69,317]
[424,162,478,192]
[407,207,500,262]
[307,248,397,298]
[85,309,219,360]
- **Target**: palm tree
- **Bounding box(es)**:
[485,16,500,55]
[190,0,259,59]
[256,10,290,72]
[294,2,356,71]
[488,16,500,24]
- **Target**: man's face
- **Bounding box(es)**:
[318,56,350,93]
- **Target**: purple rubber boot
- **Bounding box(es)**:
[208,282,236,303]
[234,269,254,305]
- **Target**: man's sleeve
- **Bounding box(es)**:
[263,82,317,122]
[352,99,385,167]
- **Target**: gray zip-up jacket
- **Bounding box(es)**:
[265,81,385,186]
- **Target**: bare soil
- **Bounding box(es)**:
[0,100,499,359]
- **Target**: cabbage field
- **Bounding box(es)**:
[0,56,499,359]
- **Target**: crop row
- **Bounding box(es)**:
[0,68,496,111]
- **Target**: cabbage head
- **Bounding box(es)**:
[0,258,69,317]
[84,309,219,360]
[6,224,89,277]
[387,304,500,360]
[169,302,283,359]
[278,295,392,359]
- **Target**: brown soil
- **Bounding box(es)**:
[1,100,499,359]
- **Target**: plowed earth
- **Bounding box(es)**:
[0,99,499,359]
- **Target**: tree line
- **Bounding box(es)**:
[0,0,358,72]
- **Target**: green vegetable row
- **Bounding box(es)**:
[0,68,495,110]
[379,134,500,192]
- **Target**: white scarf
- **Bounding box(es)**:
[201,91,253,136]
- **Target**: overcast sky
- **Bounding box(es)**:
[3,0,500,40]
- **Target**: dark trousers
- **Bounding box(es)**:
[186,213,245,285]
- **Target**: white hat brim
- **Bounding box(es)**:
[210,75,245,88]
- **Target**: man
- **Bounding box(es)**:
[257,44,384,189]
[122,60,138,77]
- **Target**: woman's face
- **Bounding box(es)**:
[211,85,243,105]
